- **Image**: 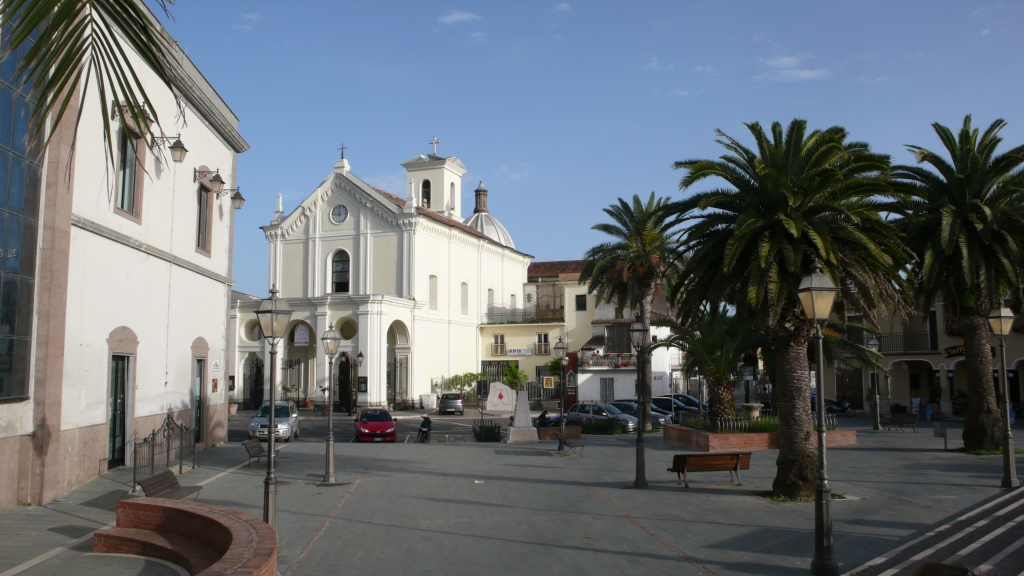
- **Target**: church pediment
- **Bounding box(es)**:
[262,171,405,242]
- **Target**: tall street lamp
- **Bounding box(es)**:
[628,312,649,490]
[988,305,1019,489]
[867,336,880,431]
[797,261,840,576]
[553,336,568,449]
[320,325,342,484]
[254,286,293,532]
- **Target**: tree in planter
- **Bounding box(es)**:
[655,307,760,418]
[891,116,1024,451]
[669,119,911,498]
[503,364,529,391]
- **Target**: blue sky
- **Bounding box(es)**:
[158,1,1024,297]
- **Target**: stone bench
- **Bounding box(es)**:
[93,497,277,576]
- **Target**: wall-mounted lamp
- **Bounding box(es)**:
[152,134,188,163]
[194,167,246,209]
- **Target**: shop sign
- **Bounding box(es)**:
[508,348,533,356]
[944,345,964,358]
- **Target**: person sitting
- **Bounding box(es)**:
[952,388,968,414]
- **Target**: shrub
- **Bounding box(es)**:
[472,420,502,442]
[582,417,624,435]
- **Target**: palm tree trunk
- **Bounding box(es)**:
[707,375,737,418]
[770,318,817,499]
[639,289,655,432]
[960,311,1003,451]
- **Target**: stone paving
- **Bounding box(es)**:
[1,416,1021,576]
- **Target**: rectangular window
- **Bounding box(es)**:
[429,275,438,311]
[117,130,137,215]
[461,282,469,316]
[0,37,41,403]
[575,294,587,311]
[491,333,505,356]
[535,332,549,355]
[196,185,210,253]
[606,325,630,353]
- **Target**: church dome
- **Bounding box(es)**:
[464,181,515,249]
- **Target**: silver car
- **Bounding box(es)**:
[248,401,301,442]
[566,402,639,432]
[438,393,465,415]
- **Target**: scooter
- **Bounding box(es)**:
[418,415,432,442]
[535,410,560,428]
[826,397,855,416]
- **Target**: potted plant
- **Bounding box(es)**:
[302,397,313,409]
[227,399,238,416]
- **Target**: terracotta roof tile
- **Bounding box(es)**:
[367,185,407,207]
[528,260,585,278]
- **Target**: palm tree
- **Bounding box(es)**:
[1,0,178,160]
[892,116,1024,451]
[580,192,680,431]
[670,119,911,498]
[655,308,759,418]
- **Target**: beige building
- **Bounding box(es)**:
[821,305,1024,418]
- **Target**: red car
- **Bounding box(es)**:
[354,407,397,442]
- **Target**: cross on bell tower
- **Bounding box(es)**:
[337,143,347,159]
[429,136,440,156]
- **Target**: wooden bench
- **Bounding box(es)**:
[138,469,202,500]
[884,413,920,432]
[667,452,751,488]
[93,497,277,576]
[556,431,584,456]
[242,439,278,467]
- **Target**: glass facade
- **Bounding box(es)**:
[0,28,41,401]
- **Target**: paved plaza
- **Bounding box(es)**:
[1,415,1022,576]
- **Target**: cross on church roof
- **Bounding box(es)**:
[338,143,347,159]
[429,136,440,156]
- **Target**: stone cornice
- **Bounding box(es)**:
[71,213,233,285]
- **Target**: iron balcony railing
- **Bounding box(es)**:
[481,309,565,325]
[535,342,550,355]
[579,352,637,369]
[878,331,936,354]
[491,343,506,356]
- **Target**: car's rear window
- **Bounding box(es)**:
[256,405,290,418]
[604,405,623,415]
[360,410,392,422]
[442,394,461,400]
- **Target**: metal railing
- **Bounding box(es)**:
[132,414,195,489]
[535,342,550,355]
[878,331,936,353]
[481,309,565,325]
[491,343,506,356]
[675,410,838,433]
[579,352,637,368]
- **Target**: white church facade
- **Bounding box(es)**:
[231,149,531,410]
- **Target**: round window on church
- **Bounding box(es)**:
[330,204,349,224]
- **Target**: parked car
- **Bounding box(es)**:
[566,402,638,432]
[354,407,397,442]
[438,393,465,415]
[248,401,300,442]
[610,400,671,429]
[652,396,698,421]
[666,394,708,412]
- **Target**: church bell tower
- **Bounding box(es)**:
[400,137,467,221]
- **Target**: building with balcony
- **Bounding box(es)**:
[820,305,1024,418]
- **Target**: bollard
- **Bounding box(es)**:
[933,423,947,450]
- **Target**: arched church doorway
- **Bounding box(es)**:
[244,354,264,409]
[386,321,411,409]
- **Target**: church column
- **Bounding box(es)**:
[315,306,330,404]
[357,298,386,406]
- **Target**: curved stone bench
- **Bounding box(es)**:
[93,497,277,576]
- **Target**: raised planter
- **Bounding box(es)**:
[537,426,581,441]
[663,424,857,452]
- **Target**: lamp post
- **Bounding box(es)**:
[797,261,840,576]
[320,325,342,484]
[867,336,880,431]
[352,352,364,416]
[628,312,649,490]
[553,337,568,449]
[254,286,293,532]
[988,306,1020,489]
